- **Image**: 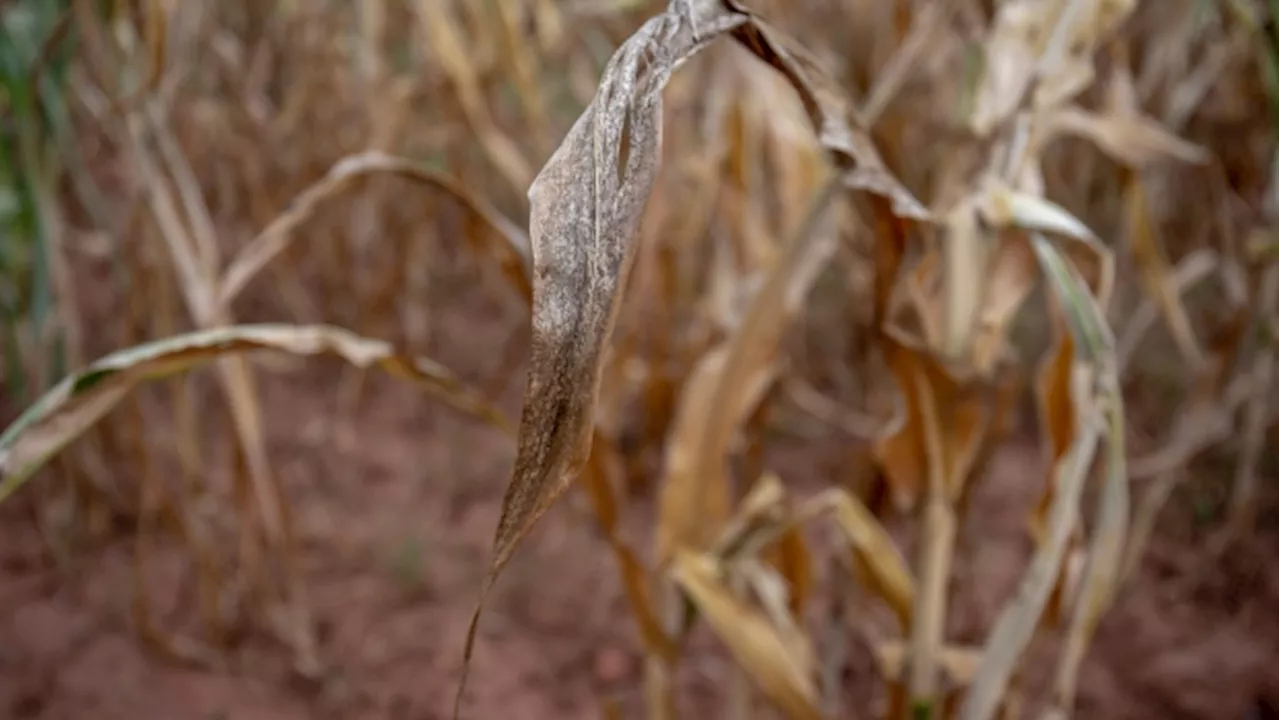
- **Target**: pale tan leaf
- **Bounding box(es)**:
[961,235,1114,720]
[971,0,1139,133]
[0,324,512,504]
[1123,174,1206,370]
[658,177,839,568]
[657,347,759,565]
[671,551,823,720]
[219,152,532,309]
[414,0,533,195]
[1043,106,1210,168]
[822,489,915,630]
[972,237,1039,376]
[580,432,678,663]
[1045,389,1128,718]
[940,199,989,363]
[876,641,982,686]
[969,0,1040,135]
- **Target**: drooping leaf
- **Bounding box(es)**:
[0,324,513,503]
[218,152,532,309]
[671,550,823,720]
[1029,298,1085,627]
[454,4,750,714]
[1046,379,1128,719]
[822,488,916,630]
[1042,106,1209,168]
[962,234,1116,720]
[455,0,927,714]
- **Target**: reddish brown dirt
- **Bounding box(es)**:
[0,289,1276,720]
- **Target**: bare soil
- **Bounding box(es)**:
[0,284,1276,720]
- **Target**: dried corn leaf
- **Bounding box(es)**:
[722,5,928,220]
[940,199,989,364]
[1029,291,1085,626]
[767,523,813,620]
[658,177,840,567]
[971,0,1138,133]
[657,345,772,567]
[455,4,748,713]
[711,472,790,562]
[0,324,512,503]
[414,0,533,195]
[871,340,1000,510]
[671,551,822,720]
[218,152,532,309]
[1041,106,1209,169]
[1124,174,1206,369]
[581,431,678,662]
[977,178,1114,305]
[969,1,1040,134]
[456,0,926,713]
[972,236,1039,376]
[877,641,982,686]
[822,488,915,629]
[961,234,1117,720]
[1046,382,1128,718]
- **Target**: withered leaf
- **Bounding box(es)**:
[0,324,512,504]
[823,488,916,630]
[456,0,928,714]
[1042,106,1209,169]
[657,176,838,569]
[962,234,1116,720]
[671,551,823,720]
[1047,388,1128,718]
[722,1,929,220]
[454,3,749,715]
[1123,173,1206,370]
[581,430,678,663]
[219,152,532,309]
[415,0,535,196]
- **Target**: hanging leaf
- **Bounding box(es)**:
[454,0,928,714]
[0,324,513,503]
[671,550,823,720]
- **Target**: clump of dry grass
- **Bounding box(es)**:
[0,0,1275,718]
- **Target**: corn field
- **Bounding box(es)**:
[0,0,1276,719]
